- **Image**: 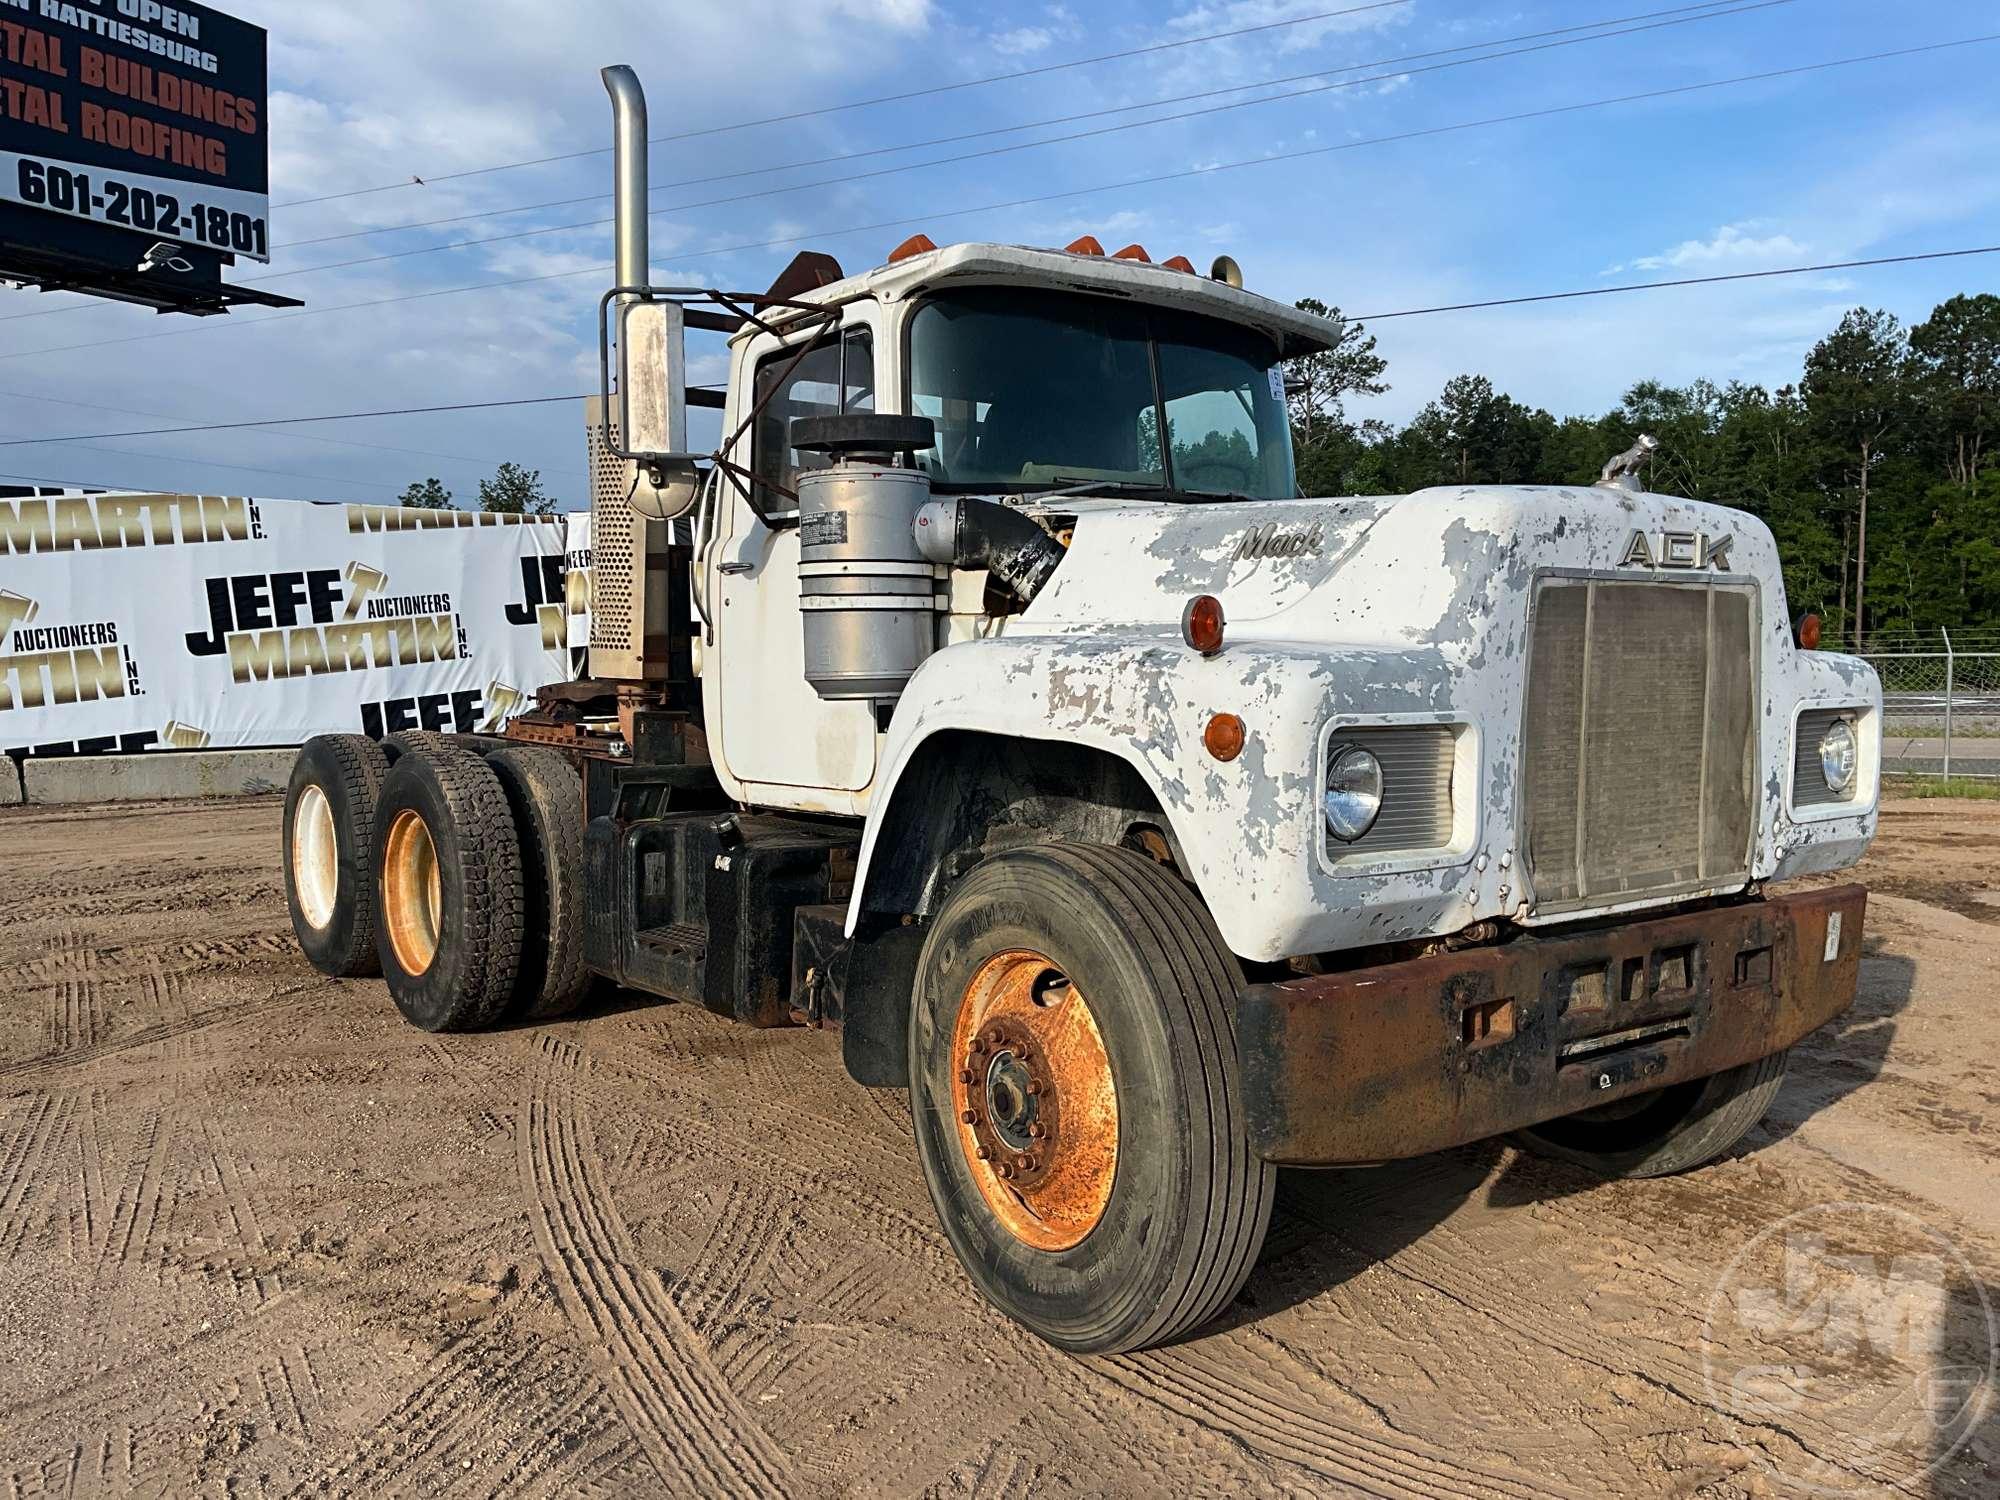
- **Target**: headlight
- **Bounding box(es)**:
[1819,718,1857,795]
[1323,745,1383,843]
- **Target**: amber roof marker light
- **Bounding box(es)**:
[1182,595,1225,656]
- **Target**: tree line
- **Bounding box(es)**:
[1284,293,2000,645]
[397,461,559,516]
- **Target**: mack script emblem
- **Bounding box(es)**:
[1232,520,1325,565]
[1620,529,1733,571]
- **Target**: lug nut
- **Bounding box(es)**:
[1025,1081,1042,1096]
[958,1068,974,1085]
[995,1163,1013,1180]
[1015,1155,1032,1172]
[986,1026,1005,1046]
[1016,1046,1032,1062]
[975,1146,990,1160]
[968,1040,986,1057]
[1028,1122,1046,1139]
[960,1109,978,1124]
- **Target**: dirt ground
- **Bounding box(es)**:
[0,796,1994,1498]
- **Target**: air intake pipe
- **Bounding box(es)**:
[913,498,1066,605]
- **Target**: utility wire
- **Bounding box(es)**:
[0,394,585,448]
[1352,245,2000,319]
[272,1,1415,210]
[2,0,1770,327]
[268,0,1769,256]
[4,32,1990,368]
[14,440,401,493]
[0,385,541,474]
[7,246,1996,447]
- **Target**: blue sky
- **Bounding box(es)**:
[2,0,1995,506]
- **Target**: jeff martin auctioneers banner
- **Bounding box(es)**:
[0,492,592,758]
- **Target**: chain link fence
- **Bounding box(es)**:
[1846,633,2000,780]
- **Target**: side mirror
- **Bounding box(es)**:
[613,298,702,520]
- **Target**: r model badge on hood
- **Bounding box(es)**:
[1619,529,1732,571]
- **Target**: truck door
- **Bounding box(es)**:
[709,319,882,799]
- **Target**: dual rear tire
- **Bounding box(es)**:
[284,734,589,1030]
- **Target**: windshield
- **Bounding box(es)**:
[908,286,1296,499]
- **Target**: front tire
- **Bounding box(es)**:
[372,747,524,1032]
[910,843,1272,1354]
[1511,1050,1789,1178]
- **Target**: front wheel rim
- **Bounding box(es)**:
[949,949,1118,1251]
[290,784,339,931]
[381,809,442,976]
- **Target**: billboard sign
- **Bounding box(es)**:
[0,0,294,314]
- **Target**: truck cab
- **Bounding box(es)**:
[279,65,1878,1357]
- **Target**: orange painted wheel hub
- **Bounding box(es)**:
[381,809,442,977]
[949,950,1118,1251]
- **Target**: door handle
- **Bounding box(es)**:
[718,561,753,576]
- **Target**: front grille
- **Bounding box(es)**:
[1522,579,1755,911]
[1793,708,1855,807]
[1326,726,1454,856]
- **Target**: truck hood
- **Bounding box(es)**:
[1017,485,1779,651]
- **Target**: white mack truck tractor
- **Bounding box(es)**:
[280,66,1880,1354]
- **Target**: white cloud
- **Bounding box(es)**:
[992,26,1055,56]
[1609,222,1809,276]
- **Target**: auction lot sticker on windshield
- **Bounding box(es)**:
[0,0,271,261]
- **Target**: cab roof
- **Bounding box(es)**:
[738,241,1347,359]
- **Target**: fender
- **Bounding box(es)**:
[845,631,1403,963]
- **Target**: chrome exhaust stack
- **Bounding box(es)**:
[602,65,649,298]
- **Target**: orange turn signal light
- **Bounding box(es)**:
[1795,612,1823,650]
[1064,234,1105,256]
[1204,713,1246,763]
[887,233,937,264]
[1182,594,1225,656]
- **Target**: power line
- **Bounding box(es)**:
[266,0,1768,258]
[0,394,585,449]
[1352,245,2000,320]
[4,32,1990,368]
[7,245,1995,449]
[12,439,400,494]
[272,1,1415,211]
[0,0,1770,327]
[274,3,1788,287]
[0,385,541,475]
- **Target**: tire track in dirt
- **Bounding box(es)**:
[674,1180,785,1336]
[520,1034,793,1497]
[282,1334,540,1497]
[95,962,197,1276]
[64,1086,112,1262]
[1291,1188,1900,1491]
[0,1092,71,1255]
[198,1115,278,1305]
[1101,1341,1586,1500]
[0,989,304,1093]
[0,930,296,988]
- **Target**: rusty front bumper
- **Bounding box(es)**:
[1238,886,1865,1165]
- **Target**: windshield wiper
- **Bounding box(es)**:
[1024,478,1176,501]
